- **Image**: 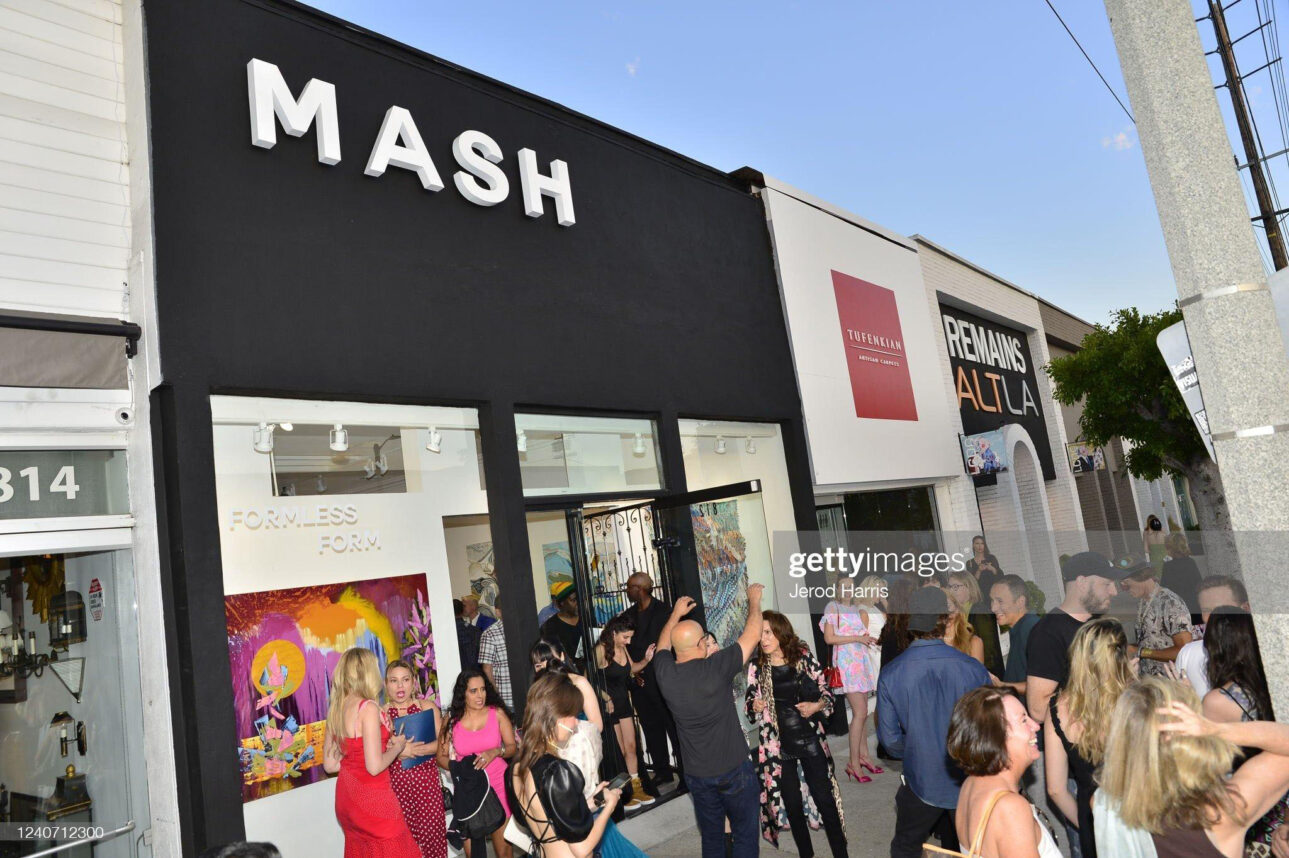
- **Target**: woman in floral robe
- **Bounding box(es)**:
[746,611,849,857]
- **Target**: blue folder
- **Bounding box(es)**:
[393,708,437,770]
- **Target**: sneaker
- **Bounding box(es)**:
[631,776,656,806]
[624,793,644,811]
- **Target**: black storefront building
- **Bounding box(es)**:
[142,0,816,852]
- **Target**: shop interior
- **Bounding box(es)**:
[0,549,151,858]
[210,398,802,847]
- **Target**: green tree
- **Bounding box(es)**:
[1046,307,1231,540]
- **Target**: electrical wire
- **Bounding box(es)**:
[1041,0,1136,123]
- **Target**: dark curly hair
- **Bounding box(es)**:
[759,610,808,668]
[443,668,511,738]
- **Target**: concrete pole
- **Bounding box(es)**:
[1103,0,1289,715]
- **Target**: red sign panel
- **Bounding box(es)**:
[832,270,918,421]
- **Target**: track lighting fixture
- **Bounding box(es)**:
[715,436,727,455]
[252,422,275,453]
[363,459,377,479]
[426,427,442,454]
[632,432,646,456]
[279,422,293,432]
[517,429,528,453]
[745,436,756,455]
[329,423,348,452]
[315,475,327,493]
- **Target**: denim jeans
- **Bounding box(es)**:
[684,758,760,858]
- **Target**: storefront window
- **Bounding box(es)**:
[679,420,793,609]
[210,396,488,850]
[516,414,661,497]
[0,549,150,858]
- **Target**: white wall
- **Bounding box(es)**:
[210,397,488,858]
[760,181,965,489]
[0,0,131,318]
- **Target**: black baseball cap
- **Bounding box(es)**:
[909,587,950,632]
[1060,550,1132,582]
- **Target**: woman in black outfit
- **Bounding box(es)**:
[593,615,655,809]
[1044,618,1135,858]
[747,610,848,858]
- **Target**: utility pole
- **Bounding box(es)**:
[1209,0,1289,269]
[1102,0,1289,715]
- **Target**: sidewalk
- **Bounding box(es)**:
[620,734,903,858]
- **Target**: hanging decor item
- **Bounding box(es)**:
[23,555,65,623]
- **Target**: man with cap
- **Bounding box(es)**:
[540,580,585,670]
[877,586,992,858]
[1024,550,1130,724]
[618,572,683,788]
[1118,555,1193,678]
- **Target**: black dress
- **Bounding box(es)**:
[771,664,824,760]
[1050,695,1097,858]
[602,655,635,723]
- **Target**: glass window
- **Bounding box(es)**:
[0,549,149,858]
[210,396,489,854]
[516,414,661,497]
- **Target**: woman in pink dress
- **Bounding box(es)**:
[436,669,516,858]
[385,659,447,858]
[322,647,420,858]
[819,577,882,783]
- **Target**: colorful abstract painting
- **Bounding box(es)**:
[691,501,749,649]
[225,573,431,802]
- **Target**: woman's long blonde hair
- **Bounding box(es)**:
[852,575,886,608]
[943,572,979,654]
[1100,677,1241,833]
[1063,618,1134,764]
[325,647,385,757]
[947,571,982,610]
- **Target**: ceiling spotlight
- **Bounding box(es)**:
[745,436,756,455]
[363,459,377,479]
[282,483,297,497]
[279,422,293,432]
[426,427,442,454]
[632,432,646,456]
[715,436,727,455]
[252,422,275,453]
[517,429,528,453]
[376,455,389,476]
[329,423,348,452]
[315,475,327,493]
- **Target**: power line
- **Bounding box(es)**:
[1041,0,1136,123]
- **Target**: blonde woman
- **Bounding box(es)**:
[944,572,985,665]
[820,574,881,780]
[1044,618,1135,858]
[322,647,419,858]
[1101,677,1289,857]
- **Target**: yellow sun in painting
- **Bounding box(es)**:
[250,639,306,699]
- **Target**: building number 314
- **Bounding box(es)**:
[0,465,80,503]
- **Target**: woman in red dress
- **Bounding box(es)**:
[323,647,420,858]
[384,659,448,858]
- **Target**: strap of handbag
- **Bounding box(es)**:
[920,789,1009,858]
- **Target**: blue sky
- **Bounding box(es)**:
[300,1,1187,325]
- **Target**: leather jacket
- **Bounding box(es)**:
[509,754,594,845]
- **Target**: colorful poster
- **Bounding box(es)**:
[466,541,498,617]
[1065,442,1106,474]
[690,501,749,648]
[961,430,1008,476]
[832,270,918,421]
[542,540,573,593]
[225,573,432,802]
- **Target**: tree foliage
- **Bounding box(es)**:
[1046,307,1206,482]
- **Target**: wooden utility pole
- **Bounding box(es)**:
[1210,0,1289,269]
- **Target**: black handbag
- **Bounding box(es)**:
[450,756,506,839]
[799,663,848,736]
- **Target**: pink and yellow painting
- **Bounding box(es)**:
[226,574,434,802]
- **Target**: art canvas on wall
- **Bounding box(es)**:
[225,573,432,802]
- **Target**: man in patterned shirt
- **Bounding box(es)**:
[478,600,512,709]
[1121,558,1193,677]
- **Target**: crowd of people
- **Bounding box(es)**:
[306,533,1289,858]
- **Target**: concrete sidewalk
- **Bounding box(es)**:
[620,734,903,858]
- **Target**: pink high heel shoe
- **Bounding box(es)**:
[844,764,872,784]
[859,760,884,776]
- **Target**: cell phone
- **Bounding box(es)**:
[594,772,632,804]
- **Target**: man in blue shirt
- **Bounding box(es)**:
[877,587,991,857]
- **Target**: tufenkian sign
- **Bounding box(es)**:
[939,303,1056,480]
[246,59,576,226]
